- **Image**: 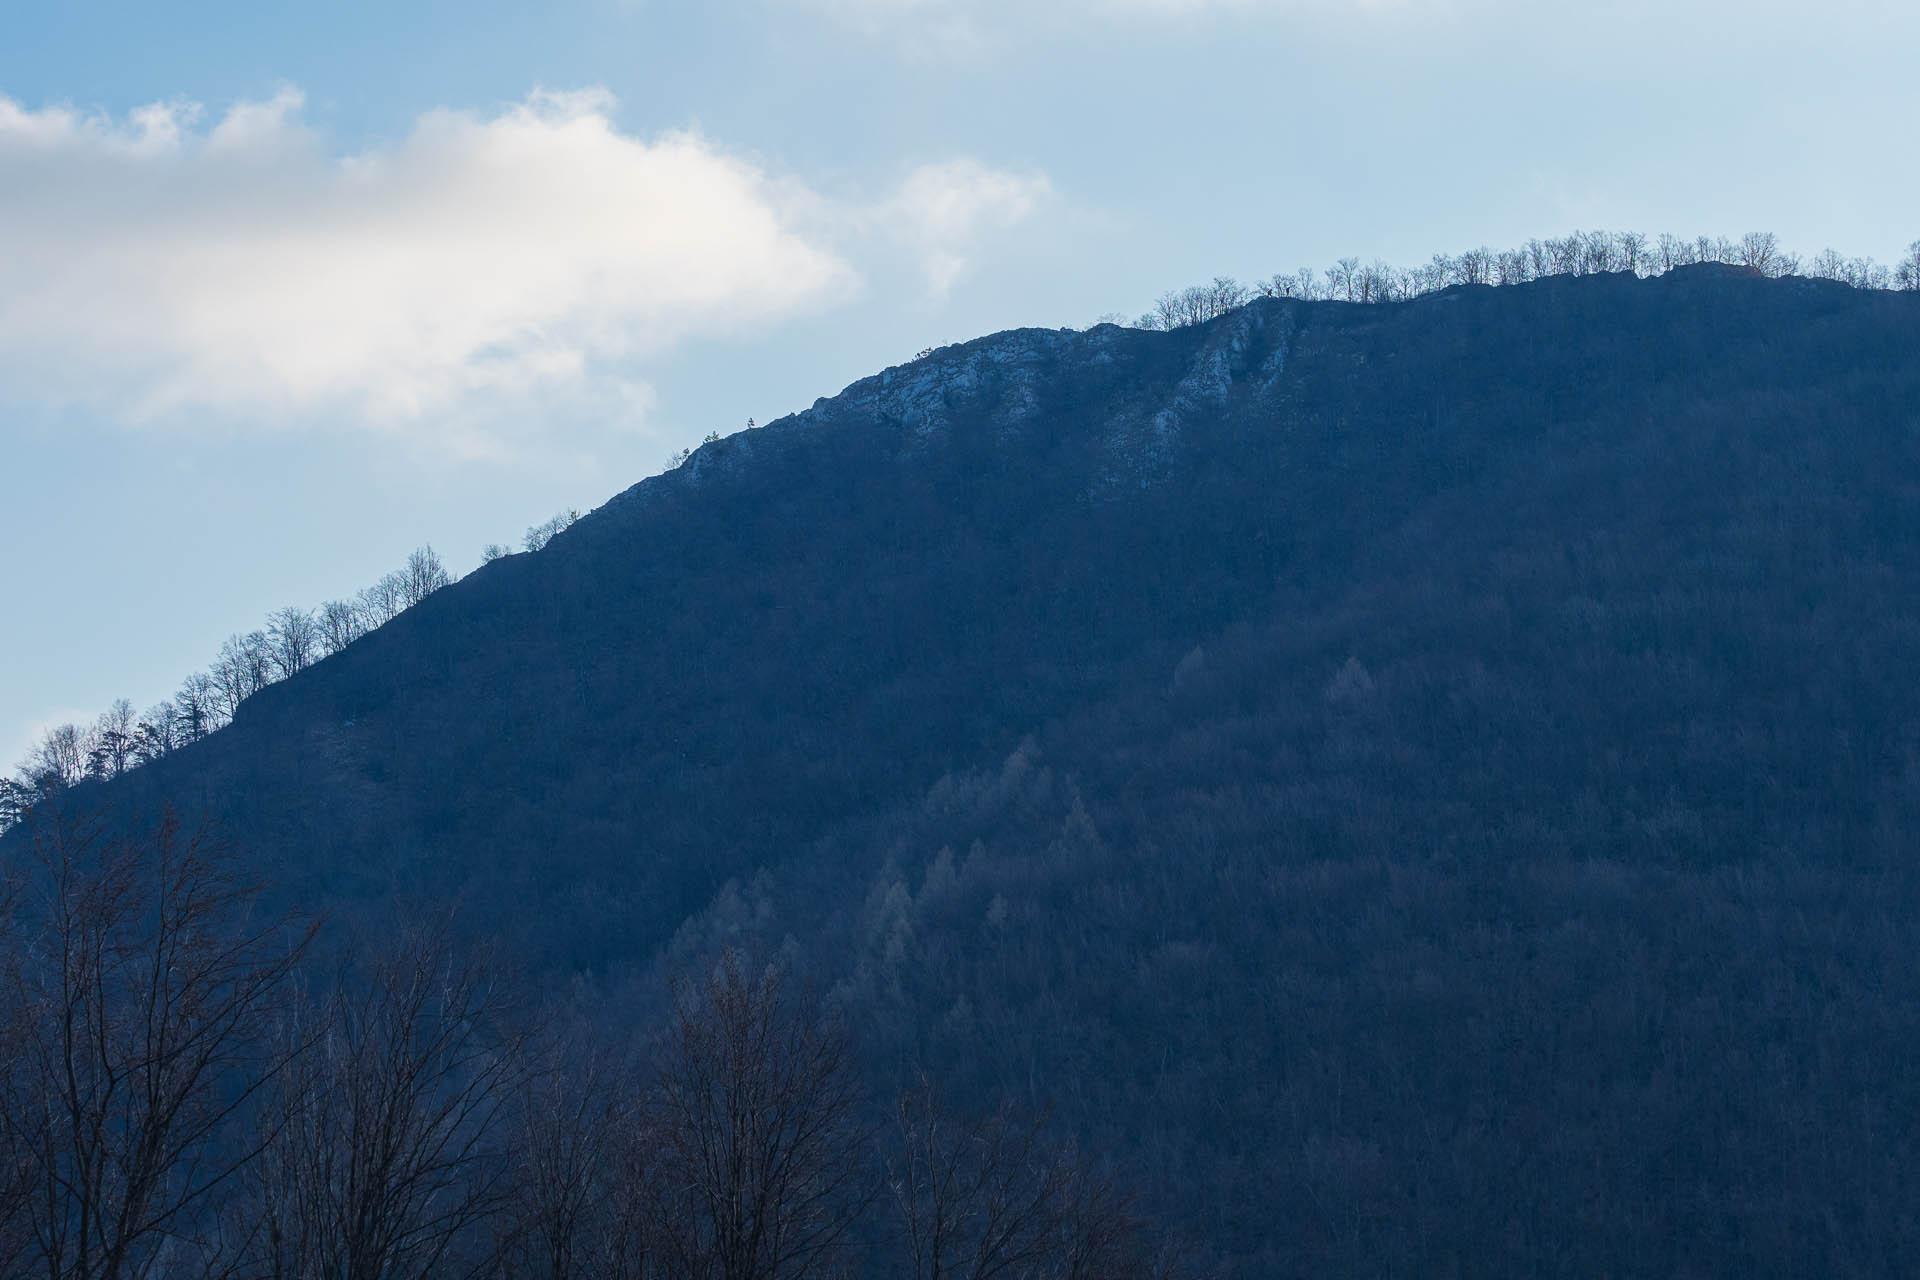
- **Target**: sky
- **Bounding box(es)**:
[4,0,1919,767]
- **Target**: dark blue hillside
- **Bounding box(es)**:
[43,263,1920,1276]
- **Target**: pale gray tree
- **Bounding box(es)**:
[400,545,452,608]
[85,700,138,781]
[316,599,367,656]
[1739,231,1796,277]
[213,632,273,719]
[23,722,90,792]
[132,704,179,766]
[358,573,408,629]
[265,605,321,680]
[1616,231,1648,275]
[172,673,223,744]
[523,511,581,554]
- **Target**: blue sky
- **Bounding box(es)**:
[5,0,1919,766]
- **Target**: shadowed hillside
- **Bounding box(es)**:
[34,263,1920,1275]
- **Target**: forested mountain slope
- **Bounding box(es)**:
[49,263,1920,1275]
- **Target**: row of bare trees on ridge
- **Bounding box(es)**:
[0,804,1182,1280]
[2,512,583,837]
[1124,229,1920,330]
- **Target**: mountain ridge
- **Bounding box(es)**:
[20,264,1920,1273]
[65,261,1920,923]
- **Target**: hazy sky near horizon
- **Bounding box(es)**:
[4,0,1919,766]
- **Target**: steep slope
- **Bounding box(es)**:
[673,268,1920,1276]
[50,264,1920,1275]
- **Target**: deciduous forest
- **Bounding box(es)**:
[8,246,1920,1277]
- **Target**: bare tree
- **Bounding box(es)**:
[0,807,314,1280]
[264,608,320,681]
[492,1037,654,1280]
[0,854,29,1262]
[522,512,580,555]
[86,700,139,782]
[1616,231,1648,275]
[1324,258,1359,302]
[0,776,37,834]
[315,601,367,657]
[1579,229,1618,275]
[1406,257,1447,296]
[247,920,525,1280]
[1257,272,1294,300]
[1739,231,1796,277]
[1546,234,1582,275]
[1355,262,1402,302]
[888,1080,1065,1280]
[1043,1150,1170,1280]
[23,722,91,792]
[1899,240,1920,291]
[1456,247,1495,286]
[886,1081,1189,1280]
[358,575,408,630]
[133,704,180,767]
[399,547,452,609]
[173,674,224,745]
[213,634,273,719]
[1139,278,1248,330]
[646,952,871,1280]
[1284,269,1322,300]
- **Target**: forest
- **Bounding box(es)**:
[1,512,575,828]
[7,242,1920,1276]
[10,227,1917,834]
[1,803,1184,1280]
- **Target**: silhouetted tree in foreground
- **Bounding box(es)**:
[644,954,871,1280]
[0,799,1176,1280]
[888,1079,1182,1280]
[243,921,527,1280]
[0,807,315,1280]
[492,1038,643,1280]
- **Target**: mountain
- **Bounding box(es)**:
[43,264,1920,1275]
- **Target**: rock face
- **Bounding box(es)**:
[631,303,1297,502]
[41,266,1920,1276]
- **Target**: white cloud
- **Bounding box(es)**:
[878,160,1053,297]
[0,88,1043,439]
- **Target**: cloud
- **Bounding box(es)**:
[878,160,1053,297]
[0,88,1040,439]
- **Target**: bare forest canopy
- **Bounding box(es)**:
[0,511,576,830]
[8,241,1920,1277]
[1121,229,1920,331]
[1,809,1185,1280]
[9,228,1917,835]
